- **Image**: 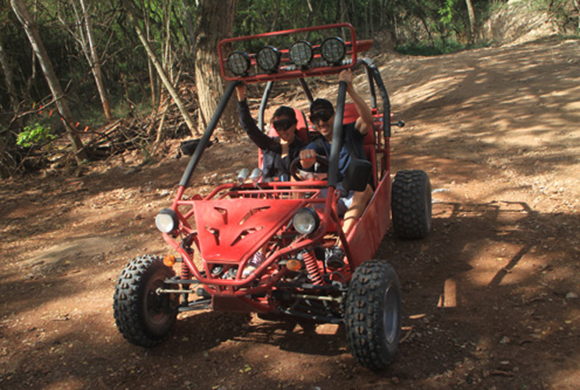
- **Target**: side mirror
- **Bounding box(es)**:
[342,158,372,193]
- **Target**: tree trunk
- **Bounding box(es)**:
[195,0,238,134]
[79,0,113,122]
[123,0,198,136]
[0,38,19,178]
[0,40,19,111]
[180,0,196,53]
[11,0,88,164]
[0,134,14,179]
[465,0,476,44]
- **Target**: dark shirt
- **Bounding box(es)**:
[237,99,306,179]
[304,122,366,182]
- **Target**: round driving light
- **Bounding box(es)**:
[256,46,280,72]
[227,51,251,76]
[289,41,313,67]
[321,37,346,65]
[155,208,179,233]
[292,207,320,235]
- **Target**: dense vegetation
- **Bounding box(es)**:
[0,0,578,178]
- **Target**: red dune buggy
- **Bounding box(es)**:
[113,24,432,371]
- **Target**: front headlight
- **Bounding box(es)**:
[292,207,320,235]
[155,208,179,233]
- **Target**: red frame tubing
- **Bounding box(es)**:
[161,181,340,294]
[155,24,397,315]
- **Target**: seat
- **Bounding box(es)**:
[343,103,377,188]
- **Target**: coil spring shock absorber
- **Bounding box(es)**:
[181,261,191,280]
[301,249,324,285]
[180,258,192,305]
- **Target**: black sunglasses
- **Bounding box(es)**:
[309,109,333,125]
[272,119,295,132]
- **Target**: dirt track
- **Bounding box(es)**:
[1,36,580,389]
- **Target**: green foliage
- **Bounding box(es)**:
[3,0,577,152]
[16,123,55,148]
[438,0,458,27]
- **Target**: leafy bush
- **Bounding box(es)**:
[16,123,55,148]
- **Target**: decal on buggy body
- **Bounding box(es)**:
[192,198,304,261]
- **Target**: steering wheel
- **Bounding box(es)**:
[289,155,329,181]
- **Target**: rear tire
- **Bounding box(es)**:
[391,169,432,239]
[345,260,401,371]
[113,255,178,347]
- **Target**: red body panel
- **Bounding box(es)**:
[347,173,392,268]
[193,198,304,262]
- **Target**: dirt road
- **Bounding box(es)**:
[1,35,579,389]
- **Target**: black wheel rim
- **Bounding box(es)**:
[144,276,171,329]
[382,285,399,344]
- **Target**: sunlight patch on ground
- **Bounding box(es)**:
[316,324,340,335]
[437,278,457,308]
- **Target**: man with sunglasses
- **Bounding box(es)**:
[299,69,374,236]
[236,84,307,180]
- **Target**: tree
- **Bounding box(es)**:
[75,0,114,121]
[56,0,114,122]
[11,0,88,164]
[0,133,14,179]
[123,0,198,136]
[465,0,476,44]
[180,0,196,53]
[0,39,17,178]
[0,40,18,112]
[195,0,238,133]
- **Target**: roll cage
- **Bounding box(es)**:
[179,23,392,192]
[163,24,397,298]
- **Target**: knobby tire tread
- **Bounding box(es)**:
[345,260,401,371]
[391,169,432,239]
[113,255,176,347]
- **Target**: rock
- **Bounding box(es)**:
[566,292,578,299]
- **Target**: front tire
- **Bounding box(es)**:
[113,255,178,347]
[345,260,401,371]
[391,169,432,239]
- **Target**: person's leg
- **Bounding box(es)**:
[341,184,373,235]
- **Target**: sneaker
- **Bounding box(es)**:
[243,251,265,277]
[325,246,345,269]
